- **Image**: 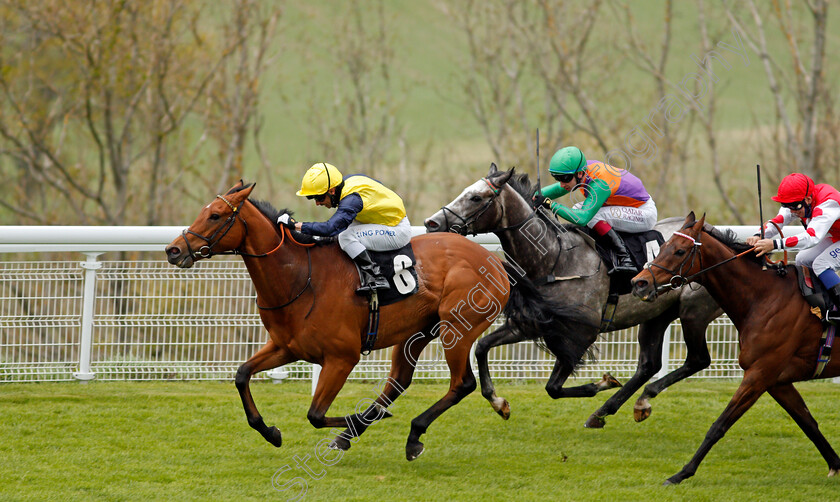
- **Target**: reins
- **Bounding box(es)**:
[181,194,315,311]
[646,230,758,294]
[439,178,507,236]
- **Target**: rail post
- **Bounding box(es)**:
[73,252,102,382]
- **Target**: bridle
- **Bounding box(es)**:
[644,229,757,297]
[178,193,314,311]
[439,178,535,236]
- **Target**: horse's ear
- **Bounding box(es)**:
[231,183,255,202]
[494,167,515,186]
[489,163,498,175]
[695,213,706,232]
[684,211,696,228]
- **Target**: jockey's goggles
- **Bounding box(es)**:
[551,172,576,183]
[781,199,807,211]
[306,193,328,202]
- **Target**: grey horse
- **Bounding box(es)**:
[424,165,723,427]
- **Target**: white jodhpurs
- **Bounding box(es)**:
[338,216,412,258]
[573,198,658,233]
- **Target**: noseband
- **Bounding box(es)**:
[645,231,703,295]
[439,178,536,235]
[644,230,757,298]
[180,195,247,259]
[437,178,503,236]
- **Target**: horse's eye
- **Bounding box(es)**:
[209,213,221,221]
[675,248,686,256]
[470,195,482,203]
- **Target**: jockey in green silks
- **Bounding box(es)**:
[535,146,658,274]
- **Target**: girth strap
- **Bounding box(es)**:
[600,293,620,332]
[813,323,835,378]
[362,291,380,355]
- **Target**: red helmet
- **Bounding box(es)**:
[771,173,814,203]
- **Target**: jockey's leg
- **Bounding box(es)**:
[591,220,636,274]
[338,218,412,295]
[584,200,657,275]
[812,240,840,323]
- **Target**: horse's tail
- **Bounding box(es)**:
[502,262,597,372]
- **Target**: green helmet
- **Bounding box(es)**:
[548,146,587,175]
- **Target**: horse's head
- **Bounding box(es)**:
[165,181,255,268]
[632,211,706,301]
[424,163,518,235]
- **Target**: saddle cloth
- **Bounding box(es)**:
[353,242,419,307]
[581,228,664,296]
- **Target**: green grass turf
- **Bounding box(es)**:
[2,380,839,501]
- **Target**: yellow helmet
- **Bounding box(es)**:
[296,163,343,197]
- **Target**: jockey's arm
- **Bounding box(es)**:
[540,182,569,200]
[300,193,363,236]
[773,201,840,251]
[760,208,794,239]
[545,179,612,227]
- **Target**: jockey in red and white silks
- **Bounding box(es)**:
[750,173,840,322]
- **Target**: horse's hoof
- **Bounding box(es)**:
[493,397,511,420]
[584,414,606,429]
[266,425,283,447]
[829,468,838,477]
[406,441,425,461]
[662,477,681,486]
[633,399,652,422]
[600,373,622,389]
[330,436,352,451]
[381,408,394,419]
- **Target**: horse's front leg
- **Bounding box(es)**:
[586,311,676,428]
[235,340,296,447]
[330,332,433,451]
[475,323,523,420]
[768,383,840,476]
[634,305,715,422]
[664,371,768,485]
[306,356,358,429]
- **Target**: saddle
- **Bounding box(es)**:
[579,228,665,296]
[794,266,828,316]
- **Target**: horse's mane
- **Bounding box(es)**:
[226,183,335,246]
[700,222,765,266]
[487,168,577,231]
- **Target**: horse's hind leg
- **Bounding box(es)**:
[406,338,477,461]
[634,303,716,422]
[542,332,619,401]
[768,383,840,476]
[330,332,434,451]
[475,322,522,420]
[584,308,677,429]
[235,340,297,447]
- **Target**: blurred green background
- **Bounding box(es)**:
[1,0,836,227]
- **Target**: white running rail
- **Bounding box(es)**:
[0,225,756,383]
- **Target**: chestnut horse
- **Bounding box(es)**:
[165,181,588,460]
[631,212,840,484]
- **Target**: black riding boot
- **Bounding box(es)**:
[595,229,637,275]
[353,250,391,296]
[825,284,840,324]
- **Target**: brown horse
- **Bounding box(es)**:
[631,212,840,484]
[165,181,587,460]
